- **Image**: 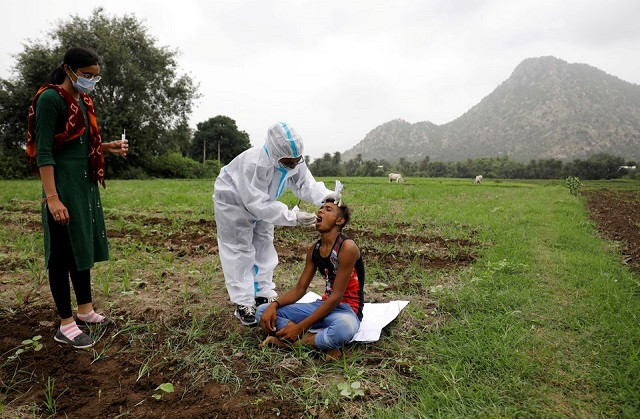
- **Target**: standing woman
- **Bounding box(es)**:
[25,47,128,349]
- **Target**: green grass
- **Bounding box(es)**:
[0,176,639,417]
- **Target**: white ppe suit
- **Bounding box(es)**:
[213,122,331,306]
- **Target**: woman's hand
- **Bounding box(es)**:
[102,139,129,156]
[47,196,70,225]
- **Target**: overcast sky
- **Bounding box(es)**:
[2,0,639,159]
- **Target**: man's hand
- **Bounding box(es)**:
[260,303,278,333]
[276,321,305,342]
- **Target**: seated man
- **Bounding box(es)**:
[256,198,364,360]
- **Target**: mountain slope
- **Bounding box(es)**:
[343,56,640,161]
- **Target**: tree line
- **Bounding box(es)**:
[308,152,638,181]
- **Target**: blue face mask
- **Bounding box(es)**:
[70,69,99,94]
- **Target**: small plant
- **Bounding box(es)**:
[337,381,364,399]
[137,355,154,382]
[565,176,583,196]
[152,382,174,400]
[4,335,44,365]
[21,335,43,352]
[42,376,66,415]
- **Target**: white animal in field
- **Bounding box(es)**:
[474,175,483,184]
[388,173,404,183]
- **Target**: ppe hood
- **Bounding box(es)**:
[263,122,304,166]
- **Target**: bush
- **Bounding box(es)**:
[203,160,223,177]
[565,176,583,196]
[0,155,30,179]
[116,166,150,180]
[150,153,219,179]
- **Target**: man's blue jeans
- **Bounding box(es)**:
[256,299,360,351]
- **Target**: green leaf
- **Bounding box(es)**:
[34,343,43,351]
[354,389,365,397]
[157,383,174,393]
[337,382,349,391]
[33,335,42,341]
[350,381,361,389]
[152,394,162,400]
[21,339,32,345]
[340,388,351,397]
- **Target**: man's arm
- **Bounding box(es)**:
[260,245,316,333]
[276,240,360,342]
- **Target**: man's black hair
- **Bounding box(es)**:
[324,198,350,230]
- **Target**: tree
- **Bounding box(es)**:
[190,116,250,164]
[0,8,198,178]
[308,153,334,176]
[345,154,364,177]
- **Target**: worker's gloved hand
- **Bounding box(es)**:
[295,211,316,228]
[323,192,337,202]
[323,180,343,205]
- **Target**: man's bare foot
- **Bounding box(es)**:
[260,335,288,348]
[325,348,341,362]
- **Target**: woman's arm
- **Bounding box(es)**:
[39,165,69,224]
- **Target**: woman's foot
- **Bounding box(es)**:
[76,309,111,325]
[54,322,94,349]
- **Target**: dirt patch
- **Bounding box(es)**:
[0,307,304,418]
[583,190,640,274]
[104,216,479,272]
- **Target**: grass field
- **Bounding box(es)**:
[1,177,639,417]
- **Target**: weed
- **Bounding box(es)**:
[42,376,66,415]
[137,354,155,382]
[152,383,174,400]
[2,335,44,366]
[337,381,365,399]
[565,176,583,196]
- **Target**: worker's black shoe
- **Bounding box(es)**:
[234,305,258,326]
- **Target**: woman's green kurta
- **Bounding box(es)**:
[35,88,109,271]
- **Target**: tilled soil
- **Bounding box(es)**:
[0,308,304,418]
[583,189,640,274]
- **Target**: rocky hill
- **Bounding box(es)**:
[343,56,640,161]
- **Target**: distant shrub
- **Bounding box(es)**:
[204,160,223,177]
[0,155,30,179]
[565,176,583,196]
[150,153,218,179]
[116,166,150,180]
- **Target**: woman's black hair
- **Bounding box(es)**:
[48,47,100,84]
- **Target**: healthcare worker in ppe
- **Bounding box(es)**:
[213,122,336,326]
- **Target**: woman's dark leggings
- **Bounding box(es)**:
[47,211,92,319]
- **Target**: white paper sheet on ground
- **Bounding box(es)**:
[297,292,409,343]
